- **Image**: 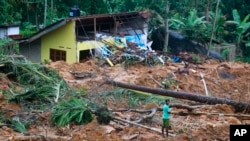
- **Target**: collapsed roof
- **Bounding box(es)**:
[24,10,151,43]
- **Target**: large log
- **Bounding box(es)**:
[8,135,71,141]
[105,80,250,113]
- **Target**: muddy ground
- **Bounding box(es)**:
[1,58,250,141]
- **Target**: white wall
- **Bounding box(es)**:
[7,26,19,35]
[0,26,20,39]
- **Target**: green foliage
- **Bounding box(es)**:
[221,48,229,60]
[105,88,127,101]
[183,9,209,42]
[0,111,7,124]
[246,41,250,47]
[9,117,27,133]
[0,111,29,133]
[169,9,210,43]
[107,88,164,108]
[221,0,250,22]
[148,10,165,29]
[73,86,87,97]
[126,91,165,107]
[0,0,22,25]
[95,107,113,124]
[0,57,70,110]
[169,13,185,30]
[51,98,93,126]
[9,85,58,105]
[162,78,177,89]
[209,10,229,43]
[20,22,37,37]
[2,59,65,87]
[225,9,250,48]
[0,38,13,47]
[191,54,202,63]
[235,56,250,63]
[128,95,140,107]
[232,9,250,37]
[0,39,19,55]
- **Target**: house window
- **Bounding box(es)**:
[50,49,66,61]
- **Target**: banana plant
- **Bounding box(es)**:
[246,40,250,47]
[185,9,208,40]
[225,9,250,50]
[169,9,209,43]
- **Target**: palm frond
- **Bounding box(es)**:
[9,85,57,105]
[51,98,93,126]
[9,117,27,133]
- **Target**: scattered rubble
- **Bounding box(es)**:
[1,43,250,140]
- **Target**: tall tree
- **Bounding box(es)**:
[44,0,47,28]
[163,1,170,52]
[207,0,220,56]
[0,0,22,25]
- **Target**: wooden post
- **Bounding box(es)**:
[229,45,236,62]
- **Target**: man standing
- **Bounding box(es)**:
[162,99,171,137]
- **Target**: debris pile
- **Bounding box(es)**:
[93,32,168,67]
[1,47,250,141]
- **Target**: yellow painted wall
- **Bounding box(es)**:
[41,21,77,64]
[77,41,103,50]
[77,40,105,52]
[41,21,127,64]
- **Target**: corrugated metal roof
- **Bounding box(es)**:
[24,10,150,43]
[0,24,20,28]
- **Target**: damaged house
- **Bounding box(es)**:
[19,10,151,64]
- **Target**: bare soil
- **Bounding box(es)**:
[1,58,250,141]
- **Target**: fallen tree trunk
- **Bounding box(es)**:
[133,108,157,123]
[8,135,71,141]
[171,111,250,119]
[169,103,200,111]
[112,103,202,112]
[105,80,250,113]
[114,116,175,137]
[112,108,157,123]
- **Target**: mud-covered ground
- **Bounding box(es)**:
[1,58,250,141]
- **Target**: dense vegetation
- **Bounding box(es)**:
[0,0,249,61]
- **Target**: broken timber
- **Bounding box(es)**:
[114,116,175,137]
[105,80,250,113]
